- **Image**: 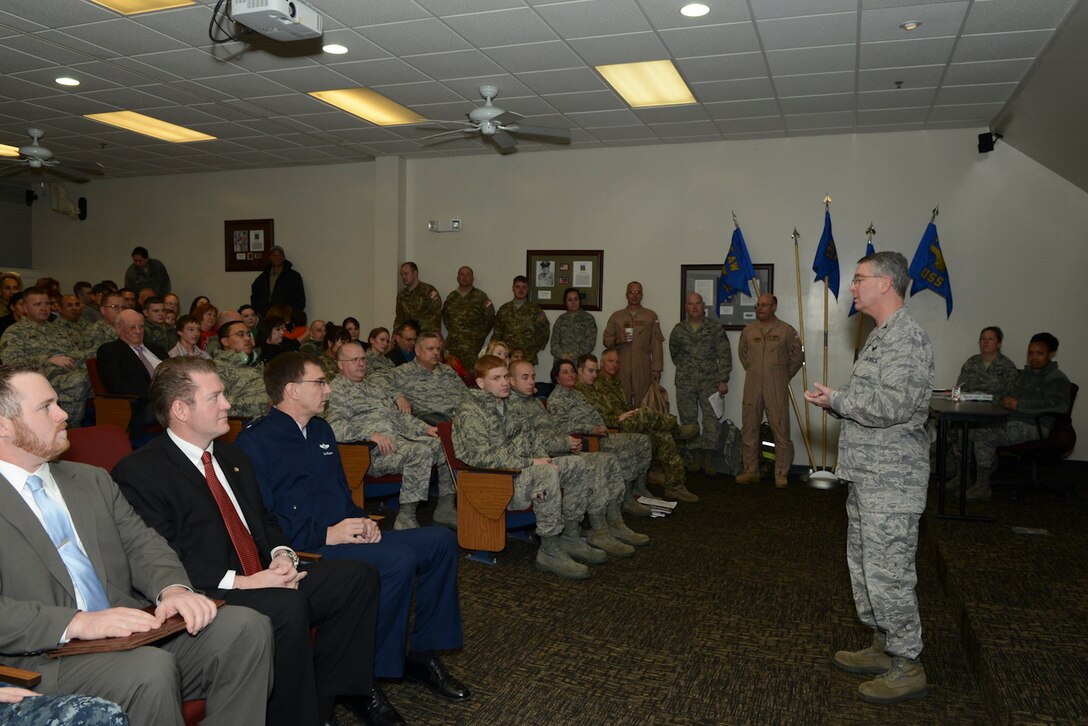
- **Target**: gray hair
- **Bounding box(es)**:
[860,250,909,298]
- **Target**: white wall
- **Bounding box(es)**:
[29,127,1088,459]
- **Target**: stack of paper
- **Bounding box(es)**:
[636,496,678,517]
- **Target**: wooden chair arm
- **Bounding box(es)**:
[0,664,42,688]
[296,551,322,563]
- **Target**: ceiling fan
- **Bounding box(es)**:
[0,128,105,183]
[418,85,571,154]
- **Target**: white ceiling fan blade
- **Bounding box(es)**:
[493,110,523,125]
[490,130,518,153]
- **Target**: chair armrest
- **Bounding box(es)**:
[0,664,42,688]
[296,551,322,563]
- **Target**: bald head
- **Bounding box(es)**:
[755,293,777,322]
[116,309,146,346]
[685,292,706,323]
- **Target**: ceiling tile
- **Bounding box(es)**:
[2,0,114,28]
[402,49,505,80]
[927,102,1003,122]
[0,45,54,74]
[861,36,955,69]
[442,75,535,100]
[534,0,652,39]
[634,105,709,124]
[714,115,785,133]
[565,108,642,127]
[483,40,584,73]
[704,98,782,119]
[243,93,330,116]
[765,44,856,76]
[587,124,657,141]
[757,13,857,51]
[779,93,855,115]
[691,77,774,103]
[197,73,292,99]
[135,49,244,79]
[860,2,969,43]
[951,30,1054,63]
[963,0,1077,35]
[543,89,623,113]
[637,0,751,29]
[784,110,855,130]
[650,119,719,137]
[752,0,856,21]
[11,66,119,94]
[858,65,944,91]
[375,81,464,106]
[61,19,188,58]
[857,87,935,109]
[774,71,856,97]
[659,23,760,58]
[357,19,472,56]
[2,33,97,67]
[566,32,669,66]
[443,8,558,47]
[516,67,605,95]
[934,82,1017,106]
[133,5,219,49]
[320,0,432,28]
[259,65,361,93]
[108,55,187,83]
[416,0,527,15]
[676,53,766,83]
[942,58,1032,86]
[0,75,57,101]
[327,58,430,87]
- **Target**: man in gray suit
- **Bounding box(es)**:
[0,364,274,725]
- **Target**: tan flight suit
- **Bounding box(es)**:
[602,306,663,406]
[738,317,804,477]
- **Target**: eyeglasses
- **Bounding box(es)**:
[295,378,329,387]
[229,330,252,338]
[850,274,884,285]
[337,357,365,364]
[102,304,121,310]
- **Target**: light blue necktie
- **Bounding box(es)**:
[26,475,111,612]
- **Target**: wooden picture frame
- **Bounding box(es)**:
[526,249,604,311]
[224,219,274,272]
[680,263,774,331]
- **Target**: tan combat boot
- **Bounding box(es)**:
[558,519,607,564]
[966,466,993,501]
[857,656,927,704]
[394,501,420,530]
[535,535,590,580]
[431,494,458,529]
[586,513,635,557]
[664,483,699,502]
[622,480,652,517]
[775,474,788,488]
[607,503,649,546]
[701,449,717,477]
[832,632,892,674]
[674,423,700,442]
[734,471,761,485]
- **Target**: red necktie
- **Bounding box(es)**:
[201,451,262,577]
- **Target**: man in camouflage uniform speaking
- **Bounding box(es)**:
[492,275,550,365]
[325,341,458,531]
[441,266,494,369]
[506,359,647,558]
[395,261,442,334]
[452,355,588,581]
[0,286,91,426]
[669,292,732,476]
[736,293,804,488]
[805,251,933,706]
[578,350,699,503]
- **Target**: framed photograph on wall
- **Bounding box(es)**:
[680,263,774,331]
[526,249,604,310]
[224,219,274,272]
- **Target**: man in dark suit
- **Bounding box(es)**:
[112,357,396,726]
[235,353,471,711]
[96,309,168,439]
[0,364,273,725]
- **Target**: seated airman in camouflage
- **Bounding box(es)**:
[54,294,89,348]
[0,286,91,426]
[507,359,648,557]
[453,355,589,581]
[547,358,654,517]
[141,296,178,352]
[212,320,269,419]
[325,341,458,531]
[577,350,700,503]
[391,332,471,425]
[81,291,122,356]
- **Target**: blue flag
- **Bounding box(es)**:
[848,239,875,317]
[812,209,839,299]
[908,221,953,318]
[717,226,755,308]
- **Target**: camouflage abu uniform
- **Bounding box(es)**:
[830,306,933,660]
[143,321,178,352]
[395,281,442,334]
[392,359,471,423]
[669,318,733,451]
[442,287,494,368]
[212,348,269,419]
[82,319,118,358]
[493,300,550,364]
[53,316,90,353]
[366,349,395,378]
[576,374,687,488]
[508,390,623,516]
[324,373,455,504]
[550,310,597,361]
[0,319,91,425]
[955,353,1018,398]
[0,690,129,726]
[453,388,563,536]
[547,384,652,486]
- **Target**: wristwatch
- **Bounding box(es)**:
[274,549,300,568]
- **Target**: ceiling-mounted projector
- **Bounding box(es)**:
[231,0,323,41]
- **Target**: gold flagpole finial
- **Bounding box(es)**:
[865,222,876,238]
[731,210,739,228]
[823,194,832,208]
[791,228,800,243]
[930,205,939,223]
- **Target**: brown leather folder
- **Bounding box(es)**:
[44,600,225,659]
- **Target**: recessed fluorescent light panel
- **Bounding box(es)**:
[309,88,426,126]
[595,60,696,108]
[0,144,20,157]
[88,0,194,15]
[85,111,215,142]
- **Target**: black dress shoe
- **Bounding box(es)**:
[339,685,405,726]
[404,655,471,700]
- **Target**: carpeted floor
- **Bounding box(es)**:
[333,460,1084,725]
